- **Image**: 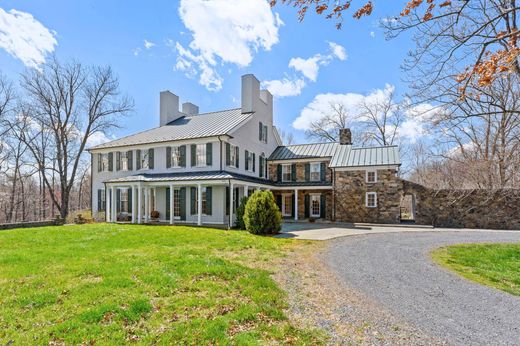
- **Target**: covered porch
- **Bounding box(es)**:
[103,172,271,227]
[271,186,333,221]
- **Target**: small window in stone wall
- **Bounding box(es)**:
[366,170,377,183]
[366,192,377,208]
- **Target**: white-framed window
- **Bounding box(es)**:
[99,189,106,211]
[140,151,149,170]
[196,144,206,167]
[261,124,268,143]
[119,188,129,212]
[310,194,321,217]
[120,152,129,171]
[366,170,377,183]
[246,151,254,172]
[366,192,377,208]
[310,162,321,181]
[229,144,237,167]
[282,164,292,182]
[193,187,208,215]
[171,146,182,168]
[282,193,292,217]
[173,189,181,219]
[101,154,109,172]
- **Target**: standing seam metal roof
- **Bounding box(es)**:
[329,144,400,167]
[268,142,338,160]
[89,108,251,150]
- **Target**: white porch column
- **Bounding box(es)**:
[131,185,136,223]
[170,184,174,225]
[229,182,234,229]
[197,183,202,226]
[111,186,116,222]
[144,187,149,222]
[294,188,299,221]
[106,187,111,222]
[137,185,142,224]
[244,185,249,198]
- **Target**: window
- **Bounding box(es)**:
[193,187,207,214]
[366,192,377,208]
[98,189,106,211]
[140,151,149,170]
[246,151,254,172]
[366,170,377,183]
[310,162,321,182]
[259,155,266,178]
[282,164,292,182]
[229,144,237,167]
[120,152,129,171]
[282,194,292,216]
[101,154,109,172]
[173,189,181,219]
[310,194,321,217]
[196,144,206,166]
[171,146,182,168]
[120,188,129,212]
[259,122,268,143]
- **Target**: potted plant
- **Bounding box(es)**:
[150,210,160,221]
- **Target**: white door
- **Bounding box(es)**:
[310,194,321,218]
[282,194,292,217]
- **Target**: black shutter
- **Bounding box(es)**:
[127,151,133,170]
[264,125,268,143]
[304,194,310,218]
[148,148,154,169]
[128,188,132,213]
[225,187,230,215]
[234,187,239,209]
[136,149,141,170]
[206,143,212,166]
[166,187,170,220]
[291,194,295,217]
[259,157,264,177]
[245,150,249,171]
[166,147,172,168]
[277,164,282,182]
[259,122,263,141]
[180,145,186,167]
[321,162,326,181]
[97,189,102,211]
[190,187,196,215]
[206,187,212,215]
[320,194,326,218]
[108,152,113,171]
[276,194,282,211]
[116,189,121,214]
[226,143,230,166]
[179,187,186,220]
[116,152,121,171]
[252,153,256,173]
[291,163,296,181]
[235,146,239,168]
[191,144,196,166]
[305,163,310,181]
[97,154,102,172]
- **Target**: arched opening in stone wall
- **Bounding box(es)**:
[400,194,416,222]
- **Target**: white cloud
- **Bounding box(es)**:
[328,41,347,60]
[370,31,376,38]
[0,8,57,68]
[263,41,347,97]
[175,0,282,91]
[144,40,155,49]
[262,78,306,97]
[87,132,113,148]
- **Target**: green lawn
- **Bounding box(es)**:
[432,243,520,296]
[0,224,323,345]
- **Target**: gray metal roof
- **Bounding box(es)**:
[269,142,338,160]
[105,170,271,185]
[89,108,251,150]
[329,145,400,168]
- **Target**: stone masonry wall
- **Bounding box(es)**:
[334,169,402,224]
[268,161,332,183]
[403,181,520,230]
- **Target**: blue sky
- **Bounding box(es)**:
[0,0,417,145]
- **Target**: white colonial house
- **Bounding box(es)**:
[89,74,402,227]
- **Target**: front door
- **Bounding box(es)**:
[281,193,292,217]
[310,194,321,218]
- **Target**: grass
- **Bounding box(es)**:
[0,223,324,345]
[432,243,520,296]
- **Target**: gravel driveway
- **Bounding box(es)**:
[325,231,520,346]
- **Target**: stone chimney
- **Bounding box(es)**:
[160,91,183,126]
[339,128,352,145]
[182,102,199,116]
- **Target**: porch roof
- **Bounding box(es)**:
[104,170,271,185]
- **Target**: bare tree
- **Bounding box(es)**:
[305,103,355,142]
[279,129,295,145]
[12,58,133,220]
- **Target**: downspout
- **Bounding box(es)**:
[90,152,94,219]
[227,178,231,229]
[332,167,336,221]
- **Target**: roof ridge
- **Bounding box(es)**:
[350,144,399,149]
[281,141,338,148]
[184,107,243,117]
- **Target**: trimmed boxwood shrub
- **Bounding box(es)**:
[244,190,282,235]
[234,196,249,230]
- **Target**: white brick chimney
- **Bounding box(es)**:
[241,74,273,123]
[182,102,199,116]
[160,91,183,126]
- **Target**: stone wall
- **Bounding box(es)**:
[268,161,332,183]
[334,169,402,224]
[403,181,520,230]
[0,219,63,230]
